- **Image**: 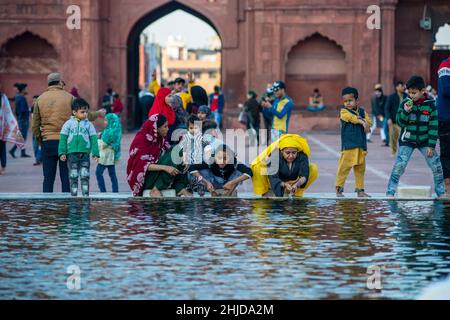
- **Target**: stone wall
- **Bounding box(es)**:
[1,0,449,130]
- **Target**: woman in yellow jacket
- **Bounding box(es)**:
[251,134,318,197]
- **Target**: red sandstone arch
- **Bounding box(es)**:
[0,31,60,98]
[125,0,224,129]
[0,31,58,59]
[123,1,225,50]
[285,33,347,109]
[0,28,60,57]
[283,29,351,67]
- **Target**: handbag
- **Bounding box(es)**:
[238,110,248,124]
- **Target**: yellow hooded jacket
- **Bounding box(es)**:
[251,134,318,196]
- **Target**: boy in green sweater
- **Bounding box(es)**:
[386,75,445,197]
[59,98,99,196]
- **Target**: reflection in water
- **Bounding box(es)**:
[0,199,449,299]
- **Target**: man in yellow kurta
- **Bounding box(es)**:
[336,87,372,197]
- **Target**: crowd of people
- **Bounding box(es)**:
[1,54,450,198]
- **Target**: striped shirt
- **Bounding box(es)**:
[396,95,438,148]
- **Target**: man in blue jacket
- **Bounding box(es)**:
[261,81,294,143]
[438,56,450,196]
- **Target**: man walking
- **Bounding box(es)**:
[385,81,407,155]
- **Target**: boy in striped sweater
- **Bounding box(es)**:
[386,75,445,197]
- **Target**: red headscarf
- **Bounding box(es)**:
[127,113,170,197]
[70,87,80,98]
[148,87,175,126]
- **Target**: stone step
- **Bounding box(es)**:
[0,192,446,200]
[142,189,239,198]
[397,186,432,198]
[142,189,176,197]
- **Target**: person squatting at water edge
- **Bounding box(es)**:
[251,134,318,197]
[127,114,191,197]
[188,144,253,197]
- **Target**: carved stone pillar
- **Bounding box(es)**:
[380,0,398,91]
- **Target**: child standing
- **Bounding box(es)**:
[96,113,122,193]
[386,75,445,197]
[59,98,99,196]
[335,87,372,197]
[179,114,204,166]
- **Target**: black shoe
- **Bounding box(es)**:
[21,153,32,158]
[9,149,16,158]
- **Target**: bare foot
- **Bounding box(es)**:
[336,192,345,198]
[177,189,193,197]
[211,191,219,197]
[225,189,238,197]
[150,188,163,197]
[357,192,371,198]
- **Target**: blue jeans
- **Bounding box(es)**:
[439,121,450,179]
[96,164,119,193]
[33,136,42,162]
[271,129,284,143]
[199,169,243,189]
[383,118,389,145]
[306,104,326,112]
[386,146,445,196]
[212,111,222,129]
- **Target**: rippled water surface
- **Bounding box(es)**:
[1,199,450,299]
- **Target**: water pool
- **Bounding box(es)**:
[1,199,449,299]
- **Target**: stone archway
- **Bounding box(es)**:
[125,1,224,129]
[285,33,347,109]
[0,31,60,98]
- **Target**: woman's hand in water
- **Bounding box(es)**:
[282,182,292,193]
[290,185,298,196]
[223,181,237,191]
[205,181,215,193]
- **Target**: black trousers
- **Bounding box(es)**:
[439,121,450,179]
[0,140,6,168]
[42,140,70,192]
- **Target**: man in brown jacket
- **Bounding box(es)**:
[32,73,105,193]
